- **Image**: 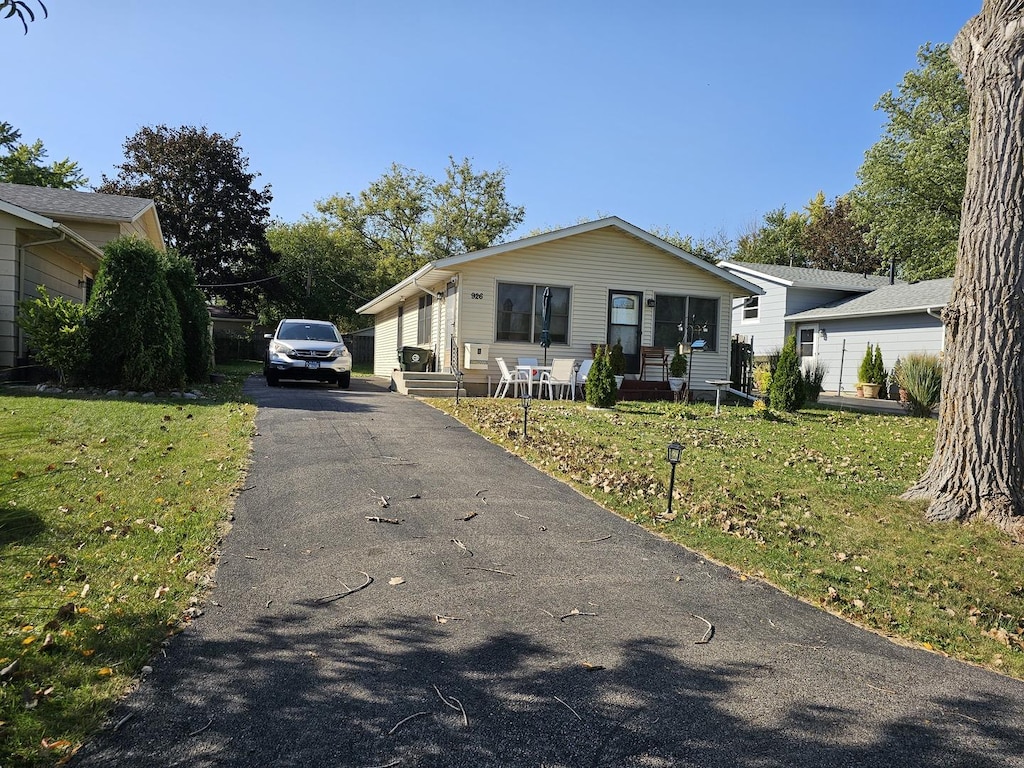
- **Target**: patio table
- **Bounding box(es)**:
[517,365,551,397]
[705,379,733,416]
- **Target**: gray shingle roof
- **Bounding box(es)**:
[786,278,953,320]
[720,260,900,292]
[0,182,154,222]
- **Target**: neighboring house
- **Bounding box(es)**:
[0,182,164,371]
[356,217,763,397]
[719,261,899,355]
[718,260,950,395]
[785,278,951,394]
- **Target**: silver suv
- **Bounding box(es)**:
[263,319,352,388]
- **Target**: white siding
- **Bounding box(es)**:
[808,314,944,394]
[453,229,738,394]
[372,305,401,378]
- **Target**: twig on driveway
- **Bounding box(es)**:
[366,516,401,524]
[316,572,373,603]
[691,613,714,644]
[457,511,478,521]
[187,717,213,737]
[577,535,611,543]
[433,685,469,727]
[387,711,430,735]
[553,695,583,722]
[464,566,515,576]
[560,608,598,622]
[451,538,473,556]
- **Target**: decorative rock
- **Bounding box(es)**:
[184,392,198,400]
[106,390,122,397]
[141,665,153,675]
[142,392,156,398]
[125,391,138,397]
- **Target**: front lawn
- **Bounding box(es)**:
[430,396,1024,679]
[0,369,255,767]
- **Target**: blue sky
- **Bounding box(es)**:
[6,1,975,244]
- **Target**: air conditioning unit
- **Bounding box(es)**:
[463,342,490,369]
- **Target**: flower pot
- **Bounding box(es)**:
[614,375,624,389]
[861,382,881,398]
[668,377,685,393]
[855,384,864,397]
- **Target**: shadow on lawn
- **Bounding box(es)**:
[71,609,1022,768]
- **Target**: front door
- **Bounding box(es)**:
[607,290,642,374]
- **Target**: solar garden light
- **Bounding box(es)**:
[665,441,683,516]
[455,371,464,405]
[573,360,581,399]
[520,385,532,439]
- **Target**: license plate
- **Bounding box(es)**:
[306,361,319,369]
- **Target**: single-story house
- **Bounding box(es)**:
[0,182,164,370]
[356,217,763,397]
[717,260,950,395]
[785,278,951,394]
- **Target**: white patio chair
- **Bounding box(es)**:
[574,359,594,400]
[494,357,529,398]
[517,357,541,396]
[540,358,577,400]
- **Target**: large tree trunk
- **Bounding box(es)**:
[903,0,1024,538]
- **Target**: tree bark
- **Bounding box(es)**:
[902,0,1024,538]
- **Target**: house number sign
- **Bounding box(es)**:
[470,292,484,300]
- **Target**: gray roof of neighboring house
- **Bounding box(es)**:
[0,182,154,222]
[786,278,953,321]
[720,260,900,292]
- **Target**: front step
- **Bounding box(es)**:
[618,379,680,401]
[391,371,467,398]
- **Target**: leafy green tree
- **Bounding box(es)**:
[162,251,211,384]
[586,345,618,408]
[803,195,882,274]
[768,335,805,412]
[0,122,86,188]
[85,237,184,391]
[99,125,277,312]
[851,43,968,281]
[649,227,733,264]
[263,217,375,330]
[316,157,524,289]
[734,207,808,266]
[1,0,46,33]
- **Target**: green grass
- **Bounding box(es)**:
[429,396,1024,679]
[0,365,255,767]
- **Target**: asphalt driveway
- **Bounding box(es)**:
[73,377,1024,767]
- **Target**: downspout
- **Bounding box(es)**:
[926,306,945,352]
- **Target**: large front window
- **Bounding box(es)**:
[652,295,719,352]
[496,283,570,344]
[417,295,432,344]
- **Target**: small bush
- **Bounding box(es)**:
[586,345,618,408]
[801,359,828,402]
[609,339,627,376]
[872,344,888,394]
[163,251,212,383]
[858,343,875,384]
[896,352,942,417]
[752,362,772,393]
[16,286,87,384]
[769,334,805,412]
[669,349,687,378]
[85,236,185,391]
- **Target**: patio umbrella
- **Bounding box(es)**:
[540,286,552,365]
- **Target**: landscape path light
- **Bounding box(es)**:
[520,386,532,439]
[665,441,683,516]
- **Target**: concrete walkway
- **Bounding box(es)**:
[72,378,1022,767]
